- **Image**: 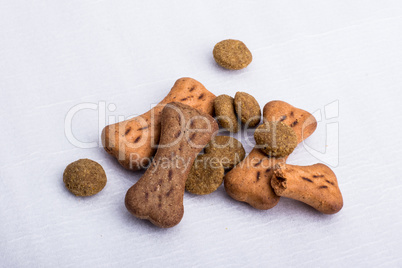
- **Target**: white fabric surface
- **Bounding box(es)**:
[1,1,401,267]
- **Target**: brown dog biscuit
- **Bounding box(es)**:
[214,94,239,132]
[102,78,216,170]
[125,102,219,228]
[224,101,317,210]
[204,136,245,169]
[263,100,317,144]
[271,163,343,214]
[224,148,285,210]
[213,39,252,70]
[254,121,298,158]
[234,92,261,127]
[63,159,107,197]
[185,154,225,195]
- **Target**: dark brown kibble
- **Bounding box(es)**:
[185,154,225,195]
[204,136,245,169]
[214,94,239,132]
[63,159,107,197]
[254,121,298,158]
[234,92,261,127]
[213,39,252,70]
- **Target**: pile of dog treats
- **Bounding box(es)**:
[103,78,343,228]
[63,40,343,228]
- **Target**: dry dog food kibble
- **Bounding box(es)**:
[214,94,239,132]
[213,39,252,70]
[254,121,298,158]
[204,136,245,169]
[63,159,107,196]
[185,154,225,195]
[234,92,261,127]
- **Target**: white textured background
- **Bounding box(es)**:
[1,1,401,267]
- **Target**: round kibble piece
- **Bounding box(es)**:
[213,39,252,70]
[214,94,239,132]
[234,92,261,127]
[185,154,225,195]
[63,159,107,196]
[204,136,245,169]
[254,121,298,158]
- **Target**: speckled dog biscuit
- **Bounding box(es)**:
[213,39,252,70]
[214,95,239,132]
[204,136,245,169]
[185,154,224,195]
[234,92,261,127]
[63,159,107,197]
[224,101,317,210]
[263,101,317,144]
[125,102,218,228]
[224,149,286,210]
[254,121,298,158]
[271,163,343,214]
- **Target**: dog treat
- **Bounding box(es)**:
[224,149,286,209]
[224,101,317,209]
[271,163,343,214]
[213,39,252,70]
[263,100,317,144]
[254,121,297,158]
[214,94,239,132]
[185,154,225,195]
[102,78,215,171]
[204,136,245,169]
[125,102,219,228]
[63,159,107,196]
[234,92,261,127]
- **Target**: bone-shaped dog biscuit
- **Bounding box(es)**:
[263,101,317,144]
[271,163,343,214]
[224,149,286,209]
[125,102,218,228]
